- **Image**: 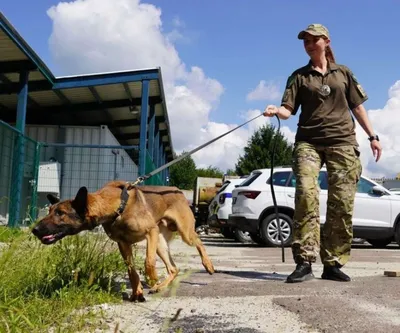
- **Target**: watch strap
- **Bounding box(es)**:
[368,135,379,142]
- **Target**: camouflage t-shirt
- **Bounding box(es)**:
[281,61,368,146]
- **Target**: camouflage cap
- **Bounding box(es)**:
[297,24,330,39]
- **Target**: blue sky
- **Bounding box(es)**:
[2,0,400,176]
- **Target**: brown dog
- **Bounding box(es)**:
[32,180,215,302]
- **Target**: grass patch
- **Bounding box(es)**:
[0,226,25,243]
[0,227,138,332]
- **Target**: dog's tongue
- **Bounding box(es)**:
[43,235,56,242]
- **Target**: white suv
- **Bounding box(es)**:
[207,178,249,240]
[228,166,400,248]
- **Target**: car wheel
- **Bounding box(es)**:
[366,237,393,248]
[260,213,292,247]
[221,227,235,239]
[394,222,400,248]
[234,228,252,243]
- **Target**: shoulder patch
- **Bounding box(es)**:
[356,83,367,98]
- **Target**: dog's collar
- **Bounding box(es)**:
[88,185,130,229]
[83,186,130,230]
[116,185,130,215]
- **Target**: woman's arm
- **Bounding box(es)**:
[351,104,375,137]
[351,104,382,162]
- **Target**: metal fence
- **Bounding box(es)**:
[0,120,165,227]
[144,150,163,186]
[0,121,39,227]
[36,143,141,218]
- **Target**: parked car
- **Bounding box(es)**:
[207,178,252,242]
[228,166,400,248]
[389,188,400,195]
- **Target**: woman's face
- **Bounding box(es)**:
[303,33,329,59]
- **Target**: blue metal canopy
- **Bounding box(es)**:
[0,12,174,162]
[0,12,174,226]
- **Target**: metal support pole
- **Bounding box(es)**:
[162,150,166,184]
[8,71,29,227]
[148,104,155,162]
[29,141,41,222]
[154,127,160,167]
[138,80,149,177]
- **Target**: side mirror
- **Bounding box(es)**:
[371,185,387,196]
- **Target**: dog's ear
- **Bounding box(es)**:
[72,186,88,217]
[47,194,60,205]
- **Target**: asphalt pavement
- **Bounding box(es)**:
[97,234,400,333]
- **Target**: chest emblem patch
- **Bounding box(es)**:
[320,84,331,96]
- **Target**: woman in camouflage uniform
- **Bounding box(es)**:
[263,23,382,283]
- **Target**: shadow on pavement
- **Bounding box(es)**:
[200,234,400,250]
[203,242,264,248]
[200,235,263,248]
[351,243,399,250]
[215,269,288,281]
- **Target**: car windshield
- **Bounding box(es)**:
[239,172,261,186]
[216,181,231,194]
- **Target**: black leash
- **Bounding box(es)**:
[270,115,285,262]
[116,112,285,264]
[128,113,264,187]
[115,113,264,216]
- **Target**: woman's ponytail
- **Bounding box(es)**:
[325,45,336,63]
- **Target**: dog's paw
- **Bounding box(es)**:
[204,262,215,275]
[148,286,161,294]
[130,293,146,303]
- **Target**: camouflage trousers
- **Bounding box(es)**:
[291,142,362,267]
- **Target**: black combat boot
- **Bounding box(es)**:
[321,265,351,282]
[286,262,314,283]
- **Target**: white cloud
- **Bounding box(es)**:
[189,121,251,172]
[185,66,224,105]
[47,0,186,83]
[166,29,185,43]
[44,0,297,173]
[247,80,281,102]
[172,16,185,28]
[166,16,188,43]
[355,80,400,179]
[188,110,298,172]
[241,109,270,134]
[280,126,296,144]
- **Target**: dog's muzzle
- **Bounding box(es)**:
[32,225,66,245]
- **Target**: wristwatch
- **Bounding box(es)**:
[368,135,379,142]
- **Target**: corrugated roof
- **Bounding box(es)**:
[0,28,27,61]
[0,12,174,160]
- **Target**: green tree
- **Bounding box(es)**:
[168,152,197,189]
[235,124,293,176]
[225,168,238,176]
[196,166,224,178]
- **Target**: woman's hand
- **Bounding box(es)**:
[370,140,382,162]
[263,105,279,117]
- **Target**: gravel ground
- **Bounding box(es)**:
[94,234,400,333]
